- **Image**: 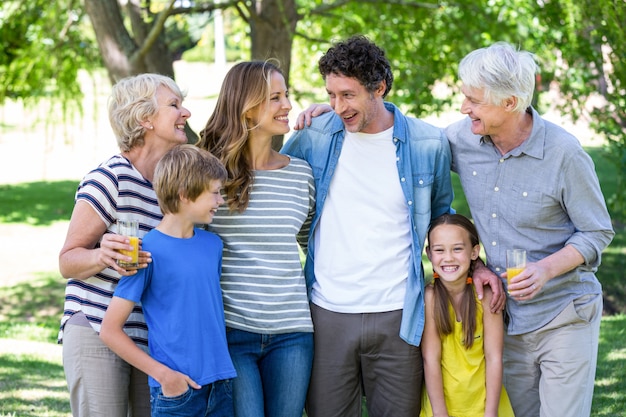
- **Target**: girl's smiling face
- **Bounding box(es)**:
[427,223,480,285]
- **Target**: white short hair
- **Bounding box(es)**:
[459,42,538,113]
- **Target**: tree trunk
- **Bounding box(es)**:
[84,0,175,83]
[84,0,195,141]
[247,0,300,150]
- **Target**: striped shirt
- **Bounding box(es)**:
[207,157,315,334]
[58,154,162,349]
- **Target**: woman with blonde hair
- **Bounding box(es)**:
[197,61,315,417]
[59,73,191,416]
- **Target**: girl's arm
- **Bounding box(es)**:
[422,287,450,417]
[100,297,200,396]
[481,287,504,417]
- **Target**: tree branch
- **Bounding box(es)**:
[130,0,176,66]
[308,0,440,15]
[169,0,241,16]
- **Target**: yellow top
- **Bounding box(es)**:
[420,293,515,417]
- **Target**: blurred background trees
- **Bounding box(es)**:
[0,0,624,221]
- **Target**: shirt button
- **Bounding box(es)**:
[418,179,424,185]
[495,267,502,272]
[408,201,413,205]
[522,191,528,197]
[499,158,505,163]
[494,187,500,192]
[401,177,406,182]
[472,171,477,176]
[492,213,497,218]
[491,241,497,246]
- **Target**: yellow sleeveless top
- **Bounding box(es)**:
[420,292,515,417]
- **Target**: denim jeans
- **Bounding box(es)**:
[150,380,233,417]
[226,328,314,417]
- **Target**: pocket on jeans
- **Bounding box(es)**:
[151,386,193,410]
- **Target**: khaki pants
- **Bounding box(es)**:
[503,293,602,417]
[63,323,150,417]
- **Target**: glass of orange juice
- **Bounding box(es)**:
[117,219,139,268]
[506,249,526,287]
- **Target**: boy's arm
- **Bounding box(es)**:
[481,288,505,417]
[422,287,449,417]
[100,297,200,396]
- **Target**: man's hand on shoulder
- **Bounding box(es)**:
[473,260,506,313]
[293,103,333,130]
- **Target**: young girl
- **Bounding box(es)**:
[420,213,514,417]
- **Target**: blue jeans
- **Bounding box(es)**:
[150,380,233,417]
[226,328,314,417]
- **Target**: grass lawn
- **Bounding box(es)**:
[0,145,624,416]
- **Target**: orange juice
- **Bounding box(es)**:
[118,236,139,268]
[506,267,524,285]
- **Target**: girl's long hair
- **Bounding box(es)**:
[428,213,481,348]
[196,60,281,212]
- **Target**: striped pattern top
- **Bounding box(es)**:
[58,154,162,349]
[207,157,315,334]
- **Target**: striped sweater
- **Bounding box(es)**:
[58,154,162,349]
[207,157,315,334]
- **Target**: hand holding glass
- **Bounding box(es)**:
[506,249,526,286]
[117,220,139,268]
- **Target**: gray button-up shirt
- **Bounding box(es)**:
[446,107,614,335]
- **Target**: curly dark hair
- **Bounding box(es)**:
[318,35,393,98]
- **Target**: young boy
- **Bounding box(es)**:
[100,144,236,417]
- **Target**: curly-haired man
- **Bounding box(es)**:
[281,35,503,417]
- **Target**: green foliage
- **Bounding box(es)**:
[520,0,626,223]
[1,0,624,220]
[0,1,100,106]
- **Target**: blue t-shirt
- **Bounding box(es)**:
[115,228,236,387]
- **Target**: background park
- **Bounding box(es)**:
[1,0,625,416]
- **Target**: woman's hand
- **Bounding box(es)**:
[59,201,151,279]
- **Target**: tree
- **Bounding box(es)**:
[1,0,624,221]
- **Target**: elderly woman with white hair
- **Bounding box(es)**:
[445,42,614,417]
[58,73,191,417]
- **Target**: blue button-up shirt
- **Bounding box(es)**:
[281,102,453,346]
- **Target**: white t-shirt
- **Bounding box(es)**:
[312,127,411,313]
